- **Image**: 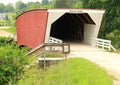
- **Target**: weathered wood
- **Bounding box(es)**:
[27,43,70,56]
[26,44,44,55]
[27,43,70,69]
[38,58,65,61]
[38,58,65,68]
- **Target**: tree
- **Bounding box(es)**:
[0,3,5,13]
[15,1,26,14]
[25,2,41,10]
[5,3,14,12]
[72,1,83,8]
[99,0,120,37]
[7,13,17,26]
[42,0,49,5]
[82,0,104,9]
[54,0,76,8]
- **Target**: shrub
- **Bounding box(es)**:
[0,37,29,85]
[106,29,120,49]
[0,37,9,46]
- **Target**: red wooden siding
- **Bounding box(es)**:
[16,10,48,48]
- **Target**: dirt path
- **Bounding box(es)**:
[68,43,120,85]
[0,30,13,37]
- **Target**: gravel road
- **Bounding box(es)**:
[0,30,13,37]
[68,43,120,85]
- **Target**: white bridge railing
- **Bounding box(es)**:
[91,38,116,51]
[46,37,63,51]
[49,37,63,43]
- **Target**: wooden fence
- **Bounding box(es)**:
[91,38,116,51]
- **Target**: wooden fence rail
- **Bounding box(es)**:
[91,38,116,51]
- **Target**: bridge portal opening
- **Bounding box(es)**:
[50,13,95,43]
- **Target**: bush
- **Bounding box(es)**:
[0,37,29,85]
[105,29,120,49]
[0,37,9,46]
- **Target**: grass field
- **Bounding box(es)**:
[17,58,113,85]
[2,27,16,34]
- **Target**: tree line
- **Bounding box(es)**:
[0,0,50,13]
[0,3,14,13]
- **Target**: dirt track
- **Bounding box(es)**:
[68,43,120,85]
[0,30,13,37]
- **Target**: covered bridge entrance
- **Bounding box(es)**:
[50,13,95,42]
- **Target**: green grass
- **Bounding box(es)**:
[17,58,113,85]
[2,27,16,34]
[46,53,64,58]
[17,67,42,85]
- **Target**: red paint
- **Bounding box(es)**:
[16,9,48,48]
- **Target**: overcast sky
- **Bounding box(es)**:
[0,0,42,5]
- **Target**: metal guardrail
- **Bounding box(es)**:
[91,38,116,51]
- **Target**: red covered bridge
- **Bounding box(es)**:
[16,9,105,48]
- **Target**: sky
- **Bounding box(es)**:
[0,0,42,5]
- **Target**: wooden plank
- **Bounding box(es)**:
[38,58,65,61]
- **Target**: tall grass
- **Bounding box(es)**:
[1,26,16,34]
[41,58,113,85]
[17,58,113,85]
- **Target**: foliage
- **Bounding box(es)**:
[39,4,54,9]
[42,0,49,5]
[72,1,83,8]
[7,13,17,27]
[0,3,14,13]
[0,3,6,13]
[0,37,29,85]
[24,2,41,11]
[17,65,42,85]
[106,30,120,49]
[100,0,120,38]
[82,0,104,9]
[54,0,77,8]
[0,37,9,46]
[5,3,14,13]
[15,1,27,14]
[15,1,53,14]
